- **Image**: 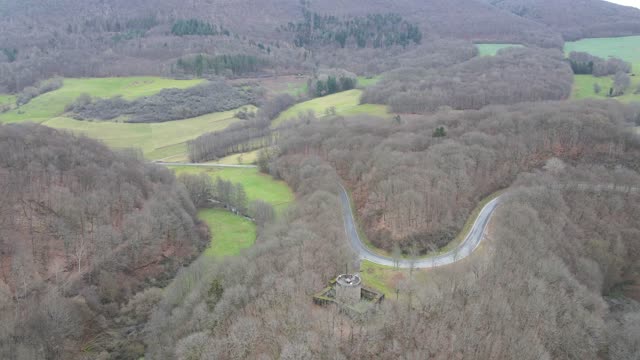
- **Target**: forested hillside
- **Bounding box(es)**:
[0,124,207,359]
[2,0,639,92]
[143,106,640,357]
[277,101,640,254]
[3,0,640,359]
[485,0,640,40]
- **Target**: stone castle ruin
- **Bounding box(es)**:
[313,273,384,315]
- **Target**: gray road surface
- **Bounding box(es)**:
[339,184,502,269]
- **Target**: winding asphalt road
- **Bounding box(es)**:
[339,182,639,269]
[338,184,502,269]
[155,161,637,269]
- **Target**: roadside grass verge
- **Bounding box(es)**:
[360,260,403,297]
[42,106,253,161]
[169,166,294,212]
[272,89,389,127]
[198,209,257,257]
[0,76,204,123]
[360,260,430,300]
[475,43,523,56]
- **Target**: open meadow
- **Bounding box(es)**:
[170,165,294,258]
[565,36,640,102]
[169,166,295,212]
[0,77,204,123]
[272,89,389,127]
[42,106,253,161]
[475,43,523,56]
[198,209,257,257]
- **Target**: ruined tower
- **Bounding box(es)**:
[335,274,362,304]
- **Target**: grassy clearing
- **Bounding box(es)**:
[217,149,260,165]
[198,209,257,257]
[283,81,308,97]
[0,76,204,123]
[169,166,294,212]
[571,74,640,102]
[360,261,403,297]
[565,36,640,69]
[360,260,430,300]
[0,94,15,106]
[564,36,640,102]
[475,43,523,56]
[42,107,252,161]
[272,89,389,126]
[357,76,381,87]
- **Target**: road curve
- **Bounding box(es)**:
[339,184,502,269]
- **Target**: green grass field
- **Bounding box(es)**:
[475,43,523,56]
[0,77,204,123]
[42,106,253,161]
[565,36,640,69]
[217,149,260,165]
[357,75,381,87]
[198,209,257,257]
[571,74,640,102]
[169,166,294,211]
[565,36,640,102]
[0,94,15,106]
[172,166,293,258]
[272,89,389,126]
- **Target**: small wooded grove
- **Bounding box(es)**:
[141,99,640,358]
[362,47,573,113]
[66,81,259,123]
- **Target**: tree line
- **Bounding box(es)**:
[307,72,357,98]
[175,54,270,77]
[187,94,296,162]
[568,51,631,76]
[281,10,422,48]
[66,81,259,123]
[171,19,230,37]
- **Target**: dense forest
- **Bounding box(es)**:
[281,11,422,48]
[0,124,208,358]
